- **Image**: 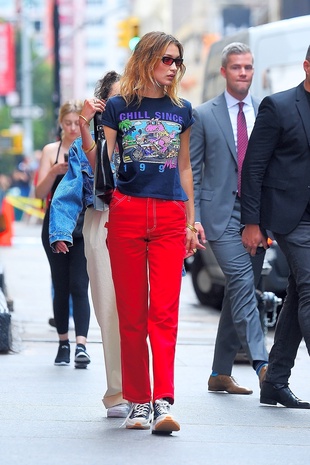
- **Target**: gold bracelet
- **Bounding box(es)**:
[186,223,198,233]
[79,114,90,126]
[82,140,96,154]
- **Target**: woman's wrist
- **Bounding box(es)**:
[82,140,96,154]
[79,114,90,126]
[186,223,197,233]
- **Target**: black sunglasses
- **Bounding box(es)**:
[161,56,183,68]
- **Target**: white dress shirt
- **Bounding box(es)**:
[224,91,256,152]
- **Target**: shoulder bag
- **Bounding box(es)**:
[93,112,115,208]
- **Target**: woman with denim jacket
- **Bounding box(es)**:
[35,100,91,368]
[49,72,130,418]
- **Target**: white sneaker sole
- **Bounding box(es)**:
[125,419,151,430]
[152,415,180,434]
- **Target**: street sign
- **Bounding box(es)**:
[10,106,44,119]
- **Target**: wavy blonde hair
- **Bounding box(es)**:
[58,100,83,125]
[58,100,83,139]
[120,31,186,107]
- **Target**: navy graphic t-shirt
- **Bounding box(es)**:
[102,95,194,200]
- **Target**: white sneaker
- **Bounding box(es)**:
[107,403,131,418]
[152,398,180,434]
[124,402,152,429]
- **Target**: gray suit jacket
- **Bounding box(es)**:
[190,93,259,241]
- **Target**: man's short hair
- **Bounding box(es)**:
[306,45,310,61]
[221,42,253,67]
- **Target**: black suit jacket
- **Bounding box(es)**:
[241,81,310,234]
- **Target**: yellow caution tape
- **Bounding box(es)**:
[9,196,44,207]
[6,195,45,219]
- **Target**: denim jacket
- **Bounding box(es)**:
[49,135,108,249]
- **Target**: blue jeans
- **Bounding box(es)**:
[267,221,310,385]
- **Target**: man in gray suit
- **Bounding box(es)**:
[190,42,268,394]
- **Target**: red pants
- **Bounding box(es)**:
[106,189,186,404]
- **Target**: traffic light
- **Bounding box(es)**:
[117,17,140,49]
[128,17,140,50]
[12,133,23,154]
[117,19,129,48]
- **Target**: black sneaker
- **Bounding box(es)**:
[54,343,70,366]
[74,345,91,369]
[152,398,180,434]
[124,402,152,429]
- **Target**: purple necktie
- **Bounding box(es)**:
[237,101,248,195]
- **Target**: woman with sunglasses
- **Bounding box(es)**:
[84,31,203,434]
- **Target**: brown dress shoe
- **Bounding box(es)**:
[208,375,253,395]
[258,365,268,388]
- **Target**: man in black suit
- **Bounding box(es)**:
[241,45,310,408]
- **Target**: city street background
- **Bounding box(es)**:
[1,220,310,464]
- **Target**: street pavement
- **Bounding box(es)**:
[1,219,310,465]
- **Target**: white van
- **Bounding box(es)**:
[202,15,310,102]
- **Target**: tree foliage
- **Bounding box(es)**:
[14,28,56,150]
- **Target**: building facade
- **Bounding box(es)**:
[1,0,309,137]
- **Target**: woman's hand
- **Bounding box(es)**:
[54,241,70,254]
[185,222,206,258]
[79,98,106,125]
[52,162,68,176]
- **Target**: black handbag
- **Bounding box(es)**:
[93,113,115,208]
[0,289,11,353]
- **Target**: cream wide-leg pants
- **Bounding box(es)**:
[83,207,126,408]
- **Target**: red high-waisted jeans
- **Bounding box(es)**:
[106,189,186,404]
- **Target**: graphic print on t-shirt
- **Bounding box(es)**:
[119,117,181,169]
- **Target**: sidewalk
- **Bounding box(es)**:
[1,221,310,465]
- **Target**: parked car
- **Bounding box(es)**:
[189,240,289,327]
